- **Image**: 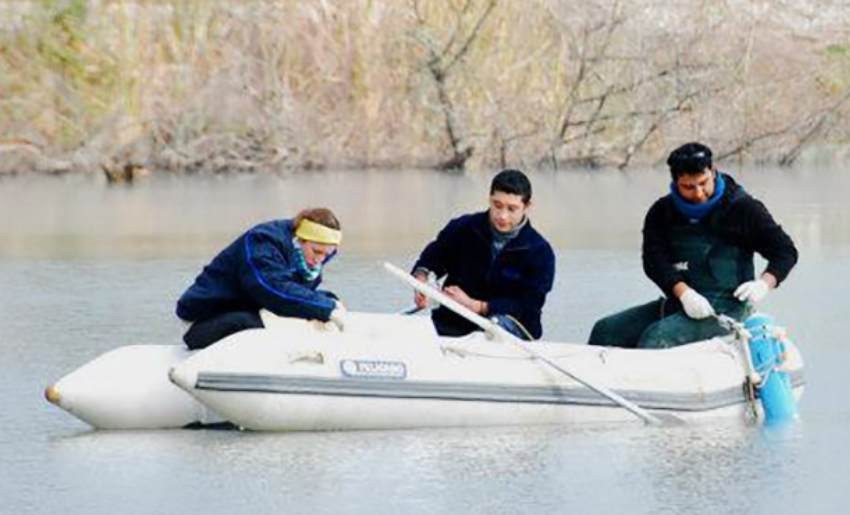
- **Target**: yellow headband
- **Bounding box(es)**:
[295,219,342,245]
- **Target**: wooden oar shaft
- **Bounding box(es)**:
[383,262,665,426]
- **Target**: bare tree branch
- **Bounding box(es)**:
[779,87,850,166]
[443,0,498,74]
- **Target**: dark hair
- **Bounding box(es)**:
[490,169,532,204]
[666,142,713,180]
[293,207,341,230]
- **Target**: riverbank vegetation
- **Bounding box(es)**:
[2,0,849,178]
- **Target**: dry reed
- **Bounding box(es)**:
[1,0,848,177]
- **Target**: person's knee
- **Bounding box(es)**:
[183,311,263,350]
[588,300,663,348]
[183,323,214,350]
[637,314,716,349]
[228,311,263,331]
[588,316,622,347]
[636,322,678,349]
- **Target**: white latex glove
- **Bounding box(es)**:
[679,288,715,319]
[329,301,348,331]
[734,278,770,304]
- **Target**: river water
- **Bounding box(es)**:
[1,168,849,514]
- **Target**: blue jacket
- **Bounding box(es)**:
[176,219,337,323]
[414,211,555,339]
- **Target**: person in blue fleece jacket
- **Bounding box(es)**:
[176,208,345,349]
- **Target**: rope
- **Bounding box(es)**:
[744,376,759,419]
[504,314,535,341]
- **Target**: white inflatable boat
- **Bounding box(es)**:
[45,264,804,431]
[168,311,804,431]
[45,310,804,431]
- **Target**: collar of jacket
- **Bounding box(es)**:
[469,211,536,252]
[669,171,726,222]
[666,173,743,223]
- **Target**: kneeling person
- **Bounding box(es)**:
[176,208,346,349]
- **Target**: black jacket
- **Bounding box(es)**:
[642,173,798,297]
[414,211,555,339]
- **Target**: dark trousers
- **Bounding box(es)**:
[183,311,264,350]
[588,298,749,349]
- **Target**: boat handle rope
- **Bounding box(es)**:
[714,314,762,386]
[714,314,761,417]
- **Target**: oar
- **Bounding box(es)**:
[384,262,677,426]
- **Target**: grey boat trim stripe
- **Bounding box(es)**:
[195,371,805,412]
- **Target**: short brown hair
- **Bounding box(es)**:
[293,207,341,230]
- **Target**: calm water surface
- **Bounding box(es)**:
[1,168,849,514]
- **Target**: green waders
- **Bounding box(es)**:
[588,221,753,349]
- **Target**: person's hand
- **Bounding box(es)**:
[679,288,715,319]
[413,272,428,309]
[329,301,347,331]
[734,279,770,304]
[443,285,485,314]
